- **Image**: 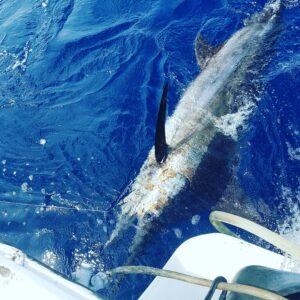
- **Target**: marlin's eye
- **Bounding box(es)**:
[143,212,155,223]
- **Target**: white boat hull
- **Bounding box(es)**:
[0,242,101,300]
[140,233,294,300]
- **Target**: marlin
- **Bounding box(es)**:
[105,0,282,255]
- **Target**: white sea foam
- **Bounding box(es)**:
[215,102,255,140]
[42,250,58,268]
[173,228,182,239]
[39,138,46,145]
[10,42,32,71]
[278,186,300,271]
[41,0,48,8]
[286,142,300,160]
[191,214,201,225]
[282,0,300,8]
[21,182,29,192]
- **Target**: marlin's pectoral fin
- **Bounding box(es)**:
[194,32,222,69]
[155,82,169,164]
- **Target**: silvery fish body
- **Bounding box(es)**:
[106,0,282,254]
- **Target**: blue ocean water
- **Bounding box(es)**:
[0,0,299,298]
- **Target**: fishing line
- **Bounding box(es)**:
[0,200,108,214]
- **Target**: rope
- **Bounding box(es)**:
[209,211,300,261]
[104,266,287,300]
[94,210,300,299]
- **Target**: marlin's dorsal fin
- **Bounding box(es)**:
[194,32,222,69]
[155,83,169,164]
